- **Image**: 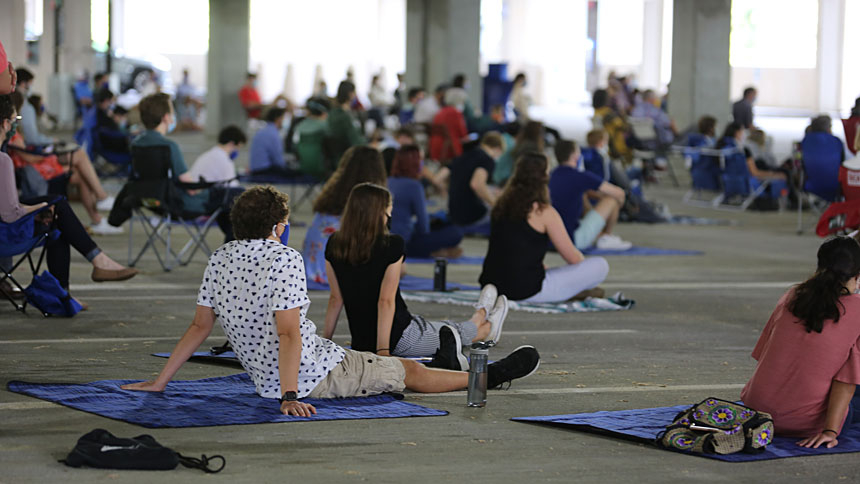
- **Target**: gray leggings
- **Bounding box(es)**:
[393,315,478,357]
[522,257,610,303]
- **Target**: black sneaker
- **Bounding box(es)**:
[487,345,540,389]
[425,325,468,371]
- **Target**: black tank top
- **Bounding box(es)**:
[479,218,548,300]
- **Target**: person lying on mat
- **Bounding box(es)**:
[742,236,860,449]
[301,146,387,285]
[323,182,506,368]
[122,186,539,416]
[479,152,609,304]
[550,139,631,251]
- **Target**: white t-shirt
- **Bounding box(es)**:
[413,97,440,124]
[187,146,238,185]
[197,239,345,398]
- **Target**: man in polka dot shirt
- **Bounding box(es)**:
[124,186,540,416]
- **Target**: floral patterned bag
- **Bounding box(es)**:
[657,398,774,455]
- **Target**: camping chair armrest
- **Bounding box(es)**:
[174,177,237,191]
[96,128,130,140]
[6,144,55,157]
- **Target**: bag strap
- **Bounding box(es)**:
[176,453,226,474]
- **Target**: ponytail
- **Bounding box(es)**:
[788,236,860,333]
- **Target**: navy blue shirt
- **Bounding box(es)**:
[448,148,495,225]
[388,176,429,244]
[549,165,603,237]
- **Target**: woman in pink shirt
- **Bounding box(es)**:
[742,236,860,449]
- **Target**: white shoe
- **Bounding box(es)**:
[91,219,124,235]
[487,295,508,344]
[476,284,498,315]
[596,234,632,251]
[95,196,116,212]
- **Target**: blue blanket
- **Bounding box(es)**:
[8,374,447,428]
[307,274,479,291]
[581,246,703,256]
[513,405,860,462]
[152,351,433,363]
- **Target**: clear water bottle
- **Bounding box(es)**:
[467,342,492,407]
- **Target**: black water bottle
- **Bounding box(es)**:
[433,258,447,291]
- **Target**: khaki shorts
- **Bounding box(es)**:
[307,349,406,398]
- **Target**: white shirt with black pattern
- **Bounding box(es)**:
[197,238,345,398]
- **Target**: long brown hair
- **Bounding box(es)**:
[512,121,545,157]
[492,151,550,222]
[327,183,392,265]
[312,146,386,215]
[390,145,421,179]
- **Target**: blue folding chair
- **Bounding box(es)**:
[797,132,845,232]
[0,202,61,314]
[674,134,724,207]
[722,147,784,211]
[580,147,609,181]
[237,172,321,210]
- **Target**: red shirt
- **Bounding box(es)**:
[238,85,262,119]
[429,107,467,163]
[741,290,860,437]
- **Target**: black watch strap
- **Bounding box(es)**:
[279,391,298,403]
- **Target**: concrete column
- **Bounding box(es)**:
[59,0,92,76]
[0,0,27,70]
[668,0,731,131]
[206,0,250,137]
[640,0,664,91]
[405,0,481,110]
[817,0,845,114]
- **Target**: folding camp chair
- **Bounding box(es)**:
[237,172,321,211]
[796,133,844,233]
[843,118,859,156]
[125,145,226,271]
[92,126,132,177]
[722,147,785,212]
[0,200,60,314]
[628,117,679,187]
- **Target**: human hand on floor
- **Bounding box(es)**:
[796,431,838,449]
[280,400,316,417]
[121,380,165,392]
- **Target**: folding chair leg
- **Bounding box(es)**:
[739,180,772,211]
[797,194,805,234]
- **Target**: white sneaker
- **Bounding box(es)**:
[476,284,498,315]
[487,295,509,344]
[95,196,116,212]
[596,234,632,251]
[91,219,124,235]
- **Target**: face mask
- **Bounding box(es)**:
[118,120,128,130]
[576,154,584,171]
[272,222,290,246]
[5,120,18,142]
[384,214,392,231]
[167,115,177,133]
[229,150,239,161]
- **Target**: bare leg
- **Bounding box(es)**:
[69,171,102,224]
[591,197,621,235]
[91,252,128,271]
[468,308,491,342]
[399,358,468,393]
[71,149,108,200]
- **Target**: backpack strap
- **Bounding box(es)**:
[176,453,226,474]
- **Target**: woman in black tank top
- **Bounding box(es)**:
[479,151,610,302]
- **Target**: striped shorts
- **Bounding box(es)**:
[392,314,478,357]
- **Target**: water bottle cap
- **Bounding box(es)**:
[470,341,494,351]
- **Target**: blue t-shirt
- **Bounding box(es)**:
[549,165,603,237]
[249,123,286,173]
[388,176,429,243]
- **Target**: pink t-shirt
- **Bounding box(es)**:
[741,290,860,437]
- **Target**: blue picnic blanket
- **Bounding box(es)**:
[404,256,484,265]
[513,405,860,462]
[581,246,702,256]
[152,351,433,363]
[307,274,479,292]
[8,373,447,428]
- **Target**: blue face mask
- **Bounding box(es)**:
[167,115,176,133]
[229,150,239,161]
[272,222,290,246]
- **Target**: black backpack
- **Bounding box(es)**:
[62,429,224,473]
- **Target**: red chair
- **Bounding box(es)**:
[843,118,859,155]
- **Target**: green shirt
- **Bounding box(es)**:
[327,107,365,165]
[295,117,330,178]
[131,130,207,214]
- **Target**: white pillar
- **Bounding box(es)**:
[641,0,664,90]
[668,0,731,130]
[817,0,845,114]
[206,0,250,137]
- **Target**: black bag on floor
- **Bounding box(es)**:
[62,429,225,473]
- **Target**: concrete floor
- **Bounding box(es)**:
[1,131,858,483]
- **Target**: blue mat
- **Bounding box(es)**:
[7,373,447,428]
[152,351,433,363]
[307,274,479,291]
[405,255,484,265]
[581,246,703,256]
[513,405,860,462]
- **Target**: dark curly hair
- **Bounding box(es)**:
[312,146,386,215]
[492,151,549,222]
[788,236,860,333]
[230,186,291,240]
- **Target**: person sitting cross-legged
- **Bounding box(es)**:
[121,186,540,415]
[550,140,631,251]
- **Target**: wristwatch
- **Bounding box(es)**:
[279,391,298,403]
